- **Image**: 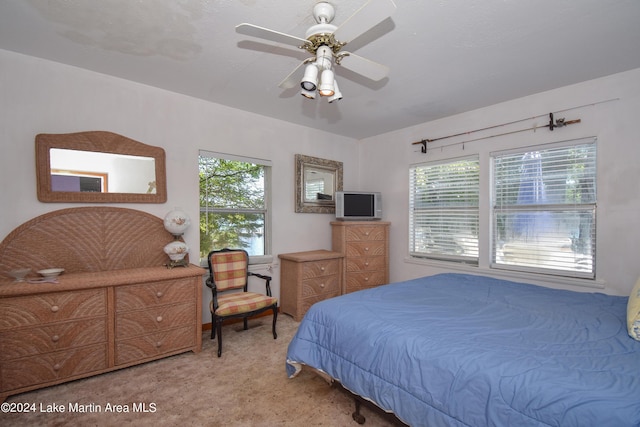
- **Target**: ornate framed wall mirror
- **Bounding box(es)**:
[295,154,343,213]
[35,131,167,203]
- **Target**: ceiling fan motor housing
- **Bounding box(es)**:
[306,2,343,55]
[313,2,335,24]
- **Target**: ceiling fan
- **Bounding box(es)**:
[236,0,397,102]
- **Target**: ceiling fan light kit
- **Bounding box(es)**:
[301,87,317,99]
[236,0,397,103]
[301,64,319,91]
[328,80,343,103]
[318,69,336,96]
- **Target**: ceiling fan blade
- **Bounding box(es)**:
[278,59,313,89]
[236,23,311,48]
[337,52,389,81]
[332,0,397,43]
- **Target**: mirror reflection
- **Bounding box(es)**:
[303,165,335,202]
[50,149,157,194]
[295,154,343,214]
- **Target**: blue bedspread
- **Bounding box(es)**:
[286,273,640,427]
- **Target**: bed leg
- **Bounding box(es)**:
[352,398,366,424]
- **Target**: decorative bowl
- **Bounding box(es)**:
[37,268,65,278]
[7,268,31,282]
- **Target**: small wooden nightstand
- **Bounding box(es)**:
[278,250,344,321]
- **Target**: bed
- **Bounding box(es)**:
[286,273,640,426]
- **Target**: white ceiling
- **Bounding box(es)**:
[1,0,640,139]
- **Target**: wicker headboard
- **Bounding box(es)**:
[0,207,179,274]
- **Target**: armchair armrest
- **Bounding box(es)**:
[205,277,220,309]
[248,271,273,297]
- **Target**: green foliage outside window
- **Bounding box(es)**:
[199,155,266,260]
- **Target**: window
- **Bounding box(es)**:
[304,177,325,200]
[199,151,271,263]
[491,139,596,278]
[409,157,480,263]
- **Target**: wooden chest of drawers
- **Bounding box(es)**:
[278,250,343,321]
[0,265,204,401]
[331,221,390,294]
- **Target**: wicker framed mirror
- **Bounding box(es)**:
[35,131,167,203]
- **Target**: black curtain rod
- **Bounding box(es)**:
[411,98,618,153]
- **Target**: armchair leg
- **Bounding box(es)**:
[272,305,278,339]
[243,318,248,331]
[211,314,216,340]
[216,320,223,357]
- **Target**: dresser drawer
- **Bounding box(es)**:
[345,241,386,258]
[115,325,195,365]
[0,318,107,360]
[1,343,108,392]
[345,225,386,242]
[301,274,341,299]
[301,259,341,279]
[345,271,387,292]
[345,256,386,272]
[116,301,194,339]
[115,278,195,312]
[0,289,107,330]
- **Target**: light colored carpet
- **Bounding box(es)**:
[3,315,397,426]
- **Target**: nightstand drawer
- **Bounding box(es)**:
[301,259,341,279]
[302,274,340,298]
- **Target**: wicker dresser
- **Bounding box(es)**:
[331,221,390,294]
[0,207,205,402]
[278,250,343,321]
[0,267,203,399]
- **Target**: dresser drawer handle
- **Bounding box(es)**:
[53,363,61,371]
[364,277,369,281]
[156,291,164,298]
[51,335,60,343]
[364,262,370,267]
[320,266,325,271]
[320,283,325,288]
[365,231,370,236]
[364,247,369,252]
[156,316,163,323]
[51,305,59,313]
[156,341,162,348]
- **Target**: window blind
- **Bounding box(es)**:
[409,157,480,263]
[491,139,597,278]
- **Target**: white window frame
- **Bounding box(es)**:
[199,150,272,265]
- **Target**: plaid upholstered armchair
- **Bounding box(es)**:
[206,248,278,357]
